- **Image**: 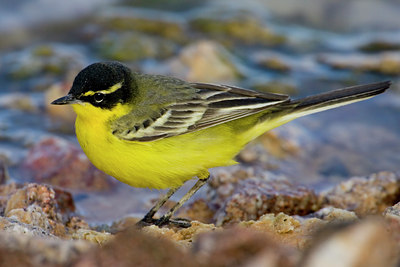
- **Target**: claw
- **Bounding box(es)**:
[155,217,192,228]
[135,217,158,228]
[136,216,192,228]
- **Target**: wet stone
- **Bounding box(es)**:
[96,31,178,61]
[2,44,85,81]
[252,52,292,72]
[318,52,400,75]
[98,8,186,42]
[359,40,400,53]
[251,81,298,96]
[166,40,244,83]
[189,12,286,46]
[20,137,116,192]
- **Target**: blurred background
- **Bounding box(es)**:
[1,0,399,224]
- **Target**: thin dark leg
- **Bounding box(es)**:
[156,177,209,227]
[137,186,180,226]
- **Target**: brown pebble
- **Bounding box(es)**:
[321,171,400,216]
[301,219,398,267]
[193,227,298,267]
[20,137,116,192]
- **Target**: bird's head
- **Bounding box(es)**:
[51,62,135,111]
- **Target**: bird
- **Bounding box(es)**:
[51,61,390,227]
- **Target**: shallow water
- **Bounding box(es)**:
[0,0,399,224]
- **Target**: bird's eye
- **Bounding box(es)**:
[94,93,105,103]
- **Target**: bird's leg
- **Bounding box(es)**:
[137,186,180,226]
[156,175,209,227]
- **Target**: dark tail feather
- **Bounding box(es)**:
[285,81,391,118]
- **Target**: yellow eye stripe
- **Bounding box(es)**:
[81,82,123,97]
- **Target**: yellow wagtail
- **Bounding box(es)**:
[51,61,390,227]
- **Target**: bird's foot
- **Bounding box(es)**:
[135,215,158,228]
[136,216,191,228]
[156,217,192,228]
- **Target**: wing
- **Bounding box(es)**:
[112,83,289,142]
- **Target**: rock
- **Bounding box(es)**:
[308,207,358,223]
[241,208,358,250]
[244,213,302,234]
[141,221,218,248]
[0,93,39,112]
[2,44,85,81]
[4,183,74,217]
[111,207,360,254]
[252,52,291,72]
[166,40,244,83]
[301,219,398,267]
[0,182,22,215]
[96,31,177,61]
[207,166,259,212]
[4,183,76,237]
[209,168,320,225]
[235,127,302,171]
[111,218,218,247]
[251,81,298,96]
[383,202,400,246]
[359,40,400,53]
[66,216,90,231]
[318,52,400,75]
[240,213,317,249]
[178,198,215,224]
[0,231,93,267]
[20,137,116,191]
[0,216,56,238]
[258,57,290,72]
[257,131,300,160]
[171,221,216,244]
[320,172,400,216]
[117,0,203,12]
[109,216,139,233]
[190,12,285,46]
[6,205,61,235]
[72,226,198,267]
[384,202,400,220]
[71,229,113,245]
[192,227,298,267]
[0,246,35,267]
[263,0,400,32]
[98,8,186,42]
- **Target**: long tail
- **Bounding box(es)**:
[279,81,391,121]
[241,81,390,143]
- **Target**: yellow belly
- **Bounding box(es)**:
[75,118,243,189]
[72,103,289,189]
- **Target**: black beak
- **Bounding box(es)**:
[51,94,81,105]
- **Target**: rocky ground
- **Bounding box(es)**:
[1,167,400,266]
[1,0,400,266]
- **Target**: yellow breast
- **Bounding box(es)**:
[72,103,242,189]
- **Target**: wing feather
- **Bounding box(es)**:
[112,83,289,141]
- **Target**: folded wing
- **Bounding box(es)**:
[112,83,289,142]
